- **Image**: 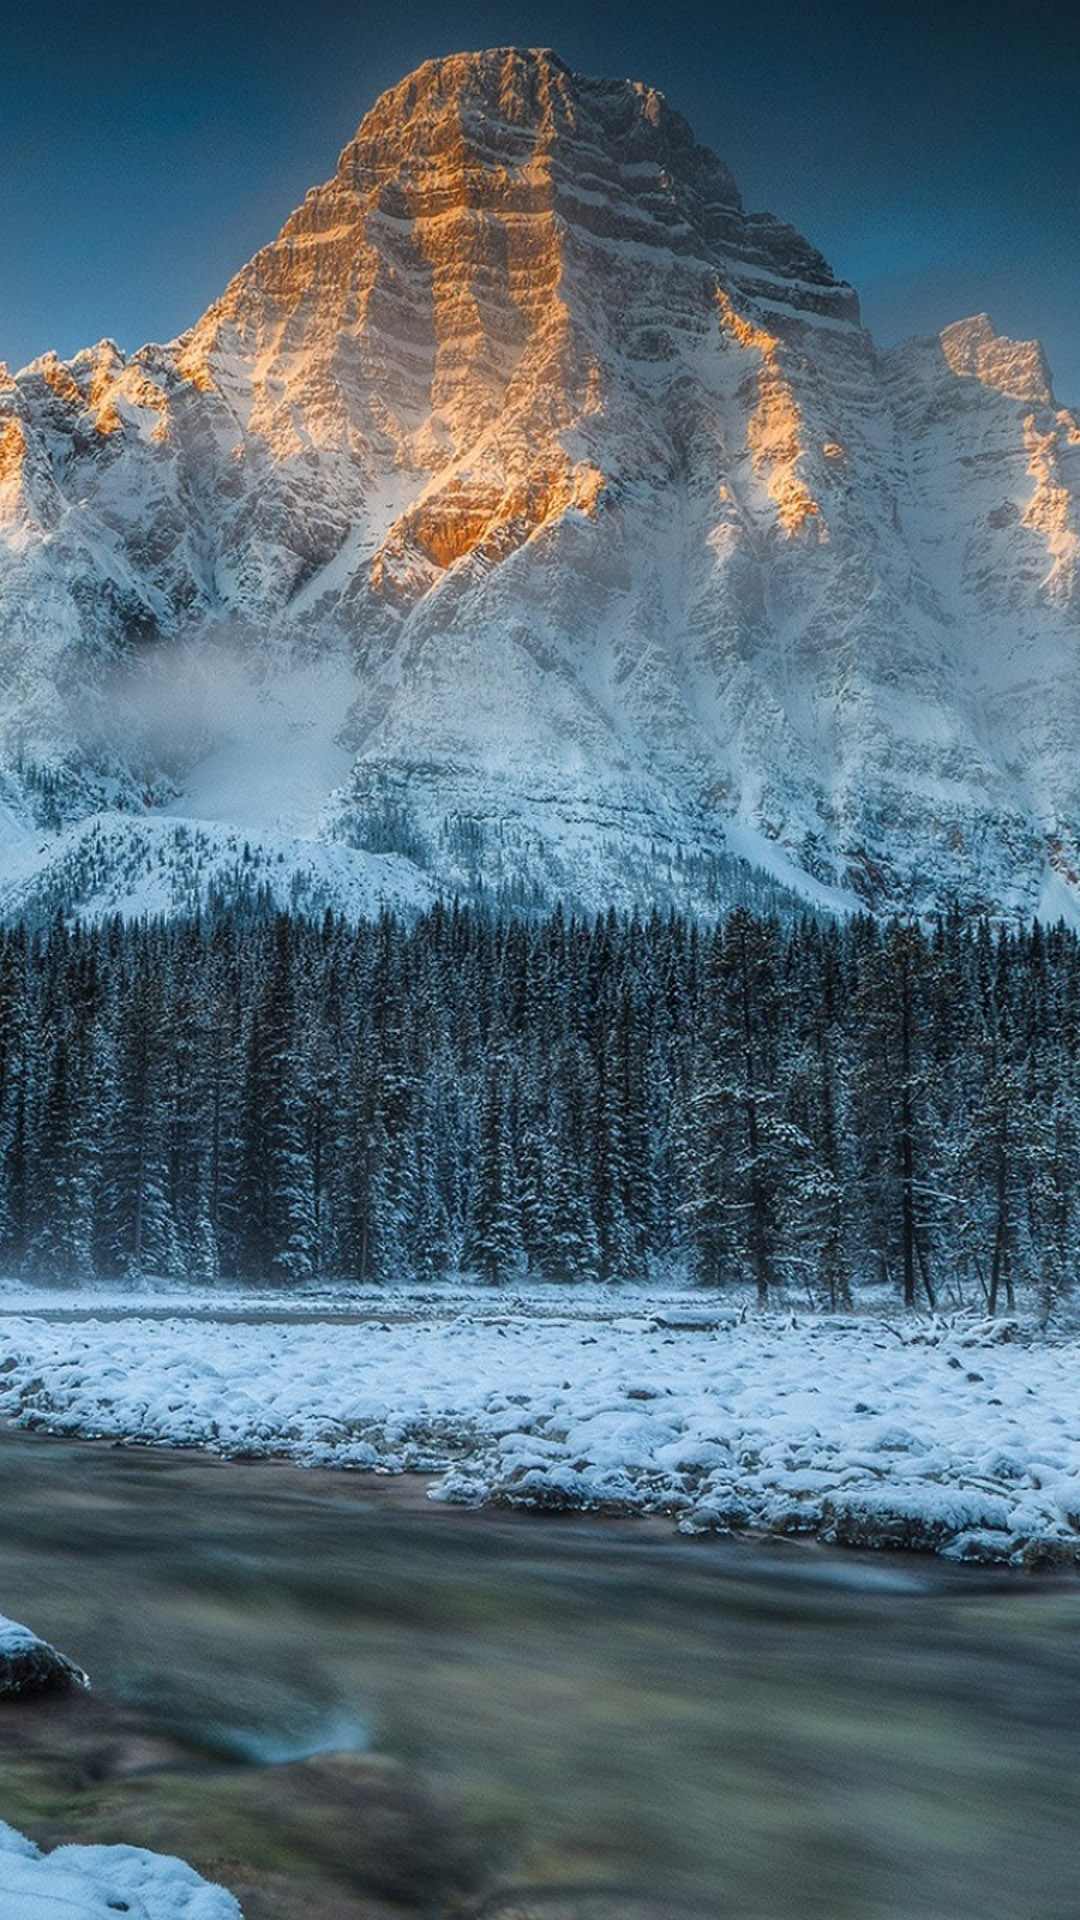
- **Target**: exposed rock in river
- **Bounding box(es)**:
[0,1611,89,1697]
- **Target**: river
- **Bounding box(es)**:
[0,1422,1077,1920]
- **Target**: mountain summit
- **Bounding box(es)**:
[1,48,1078,922]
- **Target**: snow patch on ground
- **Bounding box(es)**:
[0,1288,1077,1564]
[0,1818,242,1920]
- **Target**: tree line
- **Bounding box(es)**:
[0,899,1078,1307]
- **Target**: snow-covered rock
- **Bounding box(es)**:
[0,1614,88,1697]
[1,48,1079,920]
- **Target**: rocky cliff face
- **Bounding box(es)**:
[0,47,1077,921]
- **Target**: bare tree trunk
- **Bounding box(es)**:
[899,956,917,1310]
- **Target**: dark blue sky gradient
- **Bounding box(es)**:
[2,0,1077,400]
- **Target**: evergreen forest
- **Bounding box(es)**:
[1,900,1078,1309]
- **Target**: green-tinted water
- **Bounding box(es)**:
[0,1425,1077,1919]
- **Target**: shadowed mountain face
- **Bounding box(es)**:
[1,47,1078,922]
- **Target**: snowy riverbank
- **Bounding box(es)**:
[0,1819,241,1919]
[0,1287,1077,1565]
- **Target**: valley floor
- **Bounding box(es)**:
[0,1284,1076,1567]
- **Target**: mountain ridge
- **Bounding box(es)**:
[1,46,1077,924]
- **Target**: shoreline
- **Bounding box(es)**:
[0,1417,1064,1591]
[0,1291,1077,1569]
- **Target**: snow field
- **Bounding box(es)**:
[0,1294,1077,1563]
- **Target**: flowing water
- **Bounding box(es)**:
[0,1423,1077,1920]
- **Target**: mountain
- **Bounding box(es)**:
[1,46,1078,924]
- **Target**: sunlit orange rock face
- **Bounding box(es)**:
[169,46,854,601]
[0,46,858,621]
[0,418,29,514]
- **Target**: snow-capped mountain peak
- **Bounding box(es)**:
[1,49,1078,923]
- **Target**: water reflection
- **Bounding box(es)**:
[0,1425,1077,1919]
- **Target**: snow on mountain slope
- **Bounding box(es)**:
[0,47,1077,922]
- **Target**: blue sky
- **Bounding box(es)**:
[2,0,1077,400]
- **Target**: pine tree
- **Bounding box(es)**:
[464,1049,523,1283]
